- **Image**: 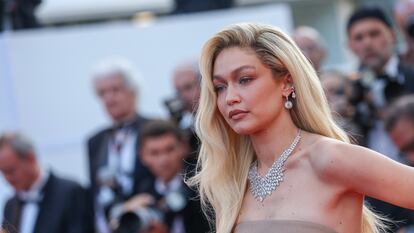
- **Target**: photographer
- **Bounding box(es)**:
[165,61,201,154]
[88,57,153,233]
[386,95,414,166]
[365,95,414,233]
[347,6,414,157]
[320,70,364,144]
[292,26,326,72]
[110,120,209,233]
[165,61,201,178]
[395,0,414,66]
[387,95,414,233]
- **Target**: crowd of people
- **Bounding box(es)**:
[1,2,414,233]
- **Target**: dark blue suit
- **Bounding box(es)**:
[2,173,89,233]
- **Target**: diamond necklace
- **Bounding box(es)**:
[248,129,302,202]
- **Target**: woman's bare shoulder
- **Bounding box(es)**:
[304,134,353,181]
[300,132,347,156]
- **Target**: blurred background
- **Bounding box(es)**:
[0,0,410,228]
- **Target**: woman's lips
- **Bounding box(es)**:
[228,109,249,120]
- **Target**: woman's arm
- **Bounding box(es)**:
[316,138,414,210]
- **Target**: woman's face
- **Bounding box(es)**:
[212,47,286,135]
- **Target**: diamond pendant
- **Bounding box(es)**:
[248,129,301,202]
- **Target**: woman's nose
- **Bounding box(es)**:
[225,85,241,105]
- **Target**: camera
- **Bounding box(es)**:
[348,70,381,137]
[406,15,414,38]
[164,96,186,125]
[96,166,136,224]
[110,188,188,233]
[96,166,123,212]
[111,205,163,233]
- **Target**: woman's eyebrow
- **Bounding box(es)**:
[213,65,256,81]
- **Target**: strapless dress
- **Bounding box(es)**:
[234,220,338,233]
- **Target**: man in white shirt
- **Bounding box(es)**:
[166,61,202,180]
[347,7,414,232]
[88,57,152,233]
[0,132,89,233]
[347,6,414,156]
[170,61,201,153]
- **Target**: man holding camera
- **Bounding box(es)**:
[168,61,201,154]
[347,6,414,157]
[88,57,153,233]
[366,95,414,233]
[347,7,414,231]
[164,61,202,179]
[110,120,209,233]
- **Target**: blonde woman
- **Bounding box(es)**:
[190,23,414,233]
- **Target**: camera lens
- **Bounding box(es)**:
[115,212,143,233]
[114,208,163,233]
[406,15,414,38]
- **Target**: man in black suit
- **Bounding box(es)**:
[169,61,201,153]
[379,95,414,232]
[386,95,414,166]
[114,120,209,233]
[166,61,202,179]
[88,57,152,233]
[347,6,414,152]
[347,7,414,232]
[0,132,88,233]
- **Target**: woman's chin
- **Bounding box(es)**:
[231,125,257,135]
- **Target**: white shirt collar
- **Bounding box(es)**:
[179,111,195,130]
[17,169,49,202]
[155,175,182,195]
[384,55,399,78]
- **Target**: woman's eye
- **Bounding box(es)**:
[214,85,226,93]
[239,76,252,84]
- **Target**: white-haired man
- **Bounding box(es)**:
[87,57,152,233]
[292,26,326,72]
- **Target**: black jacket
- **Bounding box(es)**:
[87,115,152,197]
[135,176,210,233]
[86,114,153,231]
[2,173,89,233]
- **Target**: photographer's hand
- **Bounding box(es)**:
[123,193,155,212]
[142,221,168,233]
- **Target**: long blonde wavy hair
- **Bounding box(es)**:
[189,23,384,233]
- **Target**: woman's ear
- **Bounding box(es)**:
[281,73,294,97]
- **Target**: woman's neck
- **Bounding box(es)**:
[250,112,298,173]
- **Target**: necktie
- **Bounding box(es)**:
[11,199,25,232]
